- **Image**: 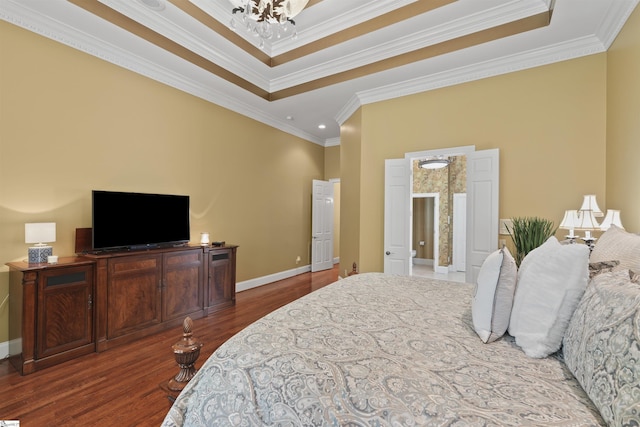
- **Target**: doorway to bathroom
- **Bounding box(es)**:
[410,154,467,283]
[411,193,439,275]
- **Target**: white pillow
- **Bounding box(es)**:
[508,237,589,358]
[472,247,517,343]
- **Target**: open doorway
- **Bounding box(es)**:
[384,146,498,283]
[410,154,467,282]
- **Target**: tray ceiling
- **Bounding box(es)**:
[1,0,638,145]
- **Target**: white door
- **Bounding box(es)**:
[465,149,499,284]
[452,193,467,272]
[311,179,334,272]
[384,158,411,275]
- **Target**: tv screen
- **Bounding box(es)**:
[92,190,190,251]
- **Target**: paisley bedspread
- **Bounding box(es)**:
[161,273,603,426]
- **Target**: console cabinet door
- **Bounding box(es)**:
[162,249,204,322]
[207,248,236,310]
[37,265,94,359]
[107,254,162,339]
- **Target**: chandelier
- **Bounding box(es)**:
[228,0,309,48]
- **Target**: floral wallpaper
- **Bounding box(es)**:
[412,156,467,267]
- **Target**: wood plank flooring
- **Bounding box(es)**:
[0,266,339,426]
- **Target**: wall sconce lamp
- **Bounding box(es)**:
[25,222,56,263]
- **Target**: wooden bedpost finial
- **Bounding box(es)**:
[167,317,203,392]
[348,262,358,276]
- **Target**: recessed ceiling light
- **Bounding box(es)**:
[286,115,293,120]
[318,124,326,129]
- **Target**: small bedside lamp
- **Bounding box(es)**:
[600,210,624,231]
[559,210,580,243]
[200,232,210,246]
[575,210,599,251]
[25,222,56,263]
[579,195,604,218]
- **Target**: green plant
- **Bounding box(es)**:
[506,216,557,267]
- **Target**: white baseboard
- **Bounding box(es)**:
[236,265,312,292]
[0,340,8,359]
[236,259,340,293]
[0,338,20,359]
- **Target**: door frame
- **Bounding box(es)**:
[452,192,467,272]
[406,146,475,276]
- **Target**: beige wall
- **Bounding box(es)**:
[607,5,640,232]
[324,146,340,179]
[0,22,324,344]
[339,111,363,276]
[341,54,609,273]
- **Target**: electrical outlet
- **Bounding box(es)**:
[499,219,513,235]
[296,256,301,264]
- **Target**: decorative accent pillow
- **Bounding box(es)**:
[472,246,517,343]
[589,260,620,279]
[563,269,640,426]
[508,236,589,358]
[590,225,640,271]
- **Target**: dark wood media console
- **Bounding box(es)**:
[7,244,237,375]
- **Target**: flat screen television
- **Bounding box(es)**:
[92,190,190,251]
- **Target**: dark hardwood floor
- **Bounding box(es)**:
[0,266,339,426]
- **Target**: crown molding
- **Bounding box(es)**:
[336,35,606,126]
[270,0,415,56]
[3,0,637,147]
[0,0,325,146]
[103,0,270,89]
[271,0,548,92]
[595,0,639,49]
[324,137,341,147]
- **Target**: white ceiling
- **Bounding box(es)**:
[1,0,638,146]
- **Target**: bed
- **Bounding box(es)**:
[161,272,607,426]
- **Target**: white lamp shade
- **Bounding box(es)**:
[580,195,604,217]
[559,210,580,230]
[200,232,210,245]
[25,222,56,244]
[600,210,624,230]
[575,210,599,230]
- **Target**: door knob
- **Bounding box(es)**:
[386,251,391,255]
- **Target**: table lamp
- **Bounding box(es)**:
[25,222,56,263]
